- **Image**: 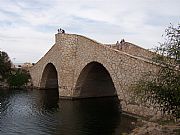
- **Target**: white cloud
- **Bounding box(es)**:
[0,0,179,63]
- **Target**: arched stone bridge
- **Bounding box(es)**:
[30,33,158,116]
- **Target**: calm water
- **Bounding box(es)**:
[0,89,136,135]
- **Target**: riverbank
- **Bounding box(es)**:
[0,81,33,90]
[0,81,8,89]
[129,119,180,135]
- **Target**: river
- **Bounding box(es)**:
[0,89,137,135]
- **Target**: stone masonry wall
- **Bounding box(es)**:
[71,34,159,117]
[30,33,160,117]
[30,34,78,97]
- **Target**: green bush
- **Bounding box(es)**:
[7,69,31,88]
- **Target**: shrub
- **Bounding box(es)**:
[133,24,180,119]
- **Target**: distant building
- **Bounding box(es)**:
[12,63,22,68]
[21,62,33,70]
[13,62,33,70]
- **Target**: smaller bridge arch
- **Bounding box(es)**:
[75,61,117,98]
[40,63,58,89]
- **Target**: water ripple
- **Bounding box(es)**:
[0,89,136,135]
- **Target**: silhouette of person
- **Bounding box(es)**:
[120,39,125,44]
[62,29,65,33]
[58,28,65,34]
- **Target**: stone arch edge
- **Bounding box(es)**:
[39,62,59,89]
[71,60,119,99]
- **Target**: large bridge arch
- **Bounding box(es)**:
[40,63,58,89]
[74,61,117,98]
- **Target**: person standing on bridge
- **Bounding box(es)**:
[58,28,65,34]
[58,28,62,33]
[120,39,125,44]
[62,29,65,33]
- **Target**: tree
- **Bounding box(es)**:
[0,51,12,81]
[0,50,31,88]
[153,24,180,68]
[133,24,180,119]
[7,69,31,88]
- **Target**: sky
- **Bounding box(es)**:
[0,0,179,63]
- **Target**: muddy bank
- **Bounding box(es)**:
[129,119,180,135]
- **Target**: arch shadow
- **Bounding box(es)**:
[40,63,58,89]
[75,61,117,98]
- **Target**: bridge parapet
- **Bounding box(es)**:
[105,42,156,61]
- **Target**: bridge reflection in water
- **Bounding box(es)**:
[0,89,137,135]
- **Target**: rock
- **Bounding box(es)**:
[129,120,180,135]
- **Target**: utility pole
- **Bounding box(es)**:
[13,58,16,68]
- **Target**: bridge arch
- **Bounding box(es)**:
[40,63,58,89]
[75,61,117,98]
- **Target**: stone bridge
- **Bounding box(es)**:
[30,33,158,116]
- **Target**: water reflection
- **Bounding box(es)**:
[39,89,59,111]
[0,89,136,135]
